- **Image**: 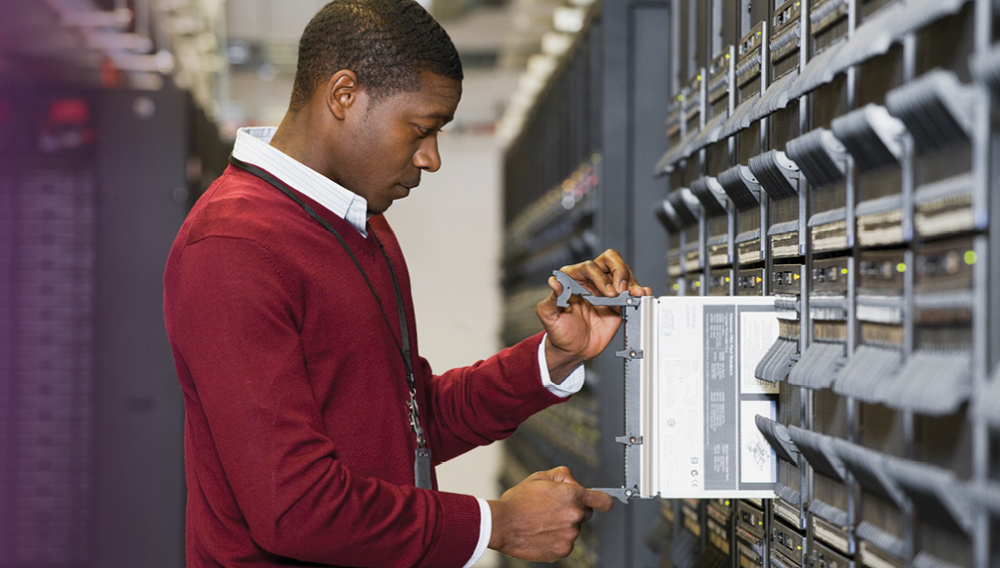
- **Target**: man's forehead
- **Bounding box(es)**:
[405,72,461,117]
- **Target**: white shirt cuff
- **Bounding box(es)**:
[463,498,492,568]
[538,333,585,398]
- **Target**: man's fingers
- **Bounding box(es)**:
[577,487,614,513]
[549,466,581,486]
[594,249,647,296]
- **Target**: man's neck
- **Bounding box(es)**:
[269,111,333,180]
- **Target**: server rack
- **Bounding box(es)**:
[0,86,228,568]
[504,0,1000,567]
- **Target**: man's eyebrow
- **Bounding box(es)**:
[418,112,454,121]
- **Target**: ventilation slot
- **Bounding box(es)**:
[830,104,907,171]
[857,194,904,246]
[892,0,973,38]
[809,294,848,321]
[787,426,847,481]
[755,415,800,463]
[832,344,902,402]
[655,130,699,175]
[807,208,846,233]
[754,337,798,383]
[748,69,799,123]
[881,349,971,415]
[884,458,974,535]
[717,165,761,211]
[913,289,974,311]
[770,552,795,568]
[748,150,800,199]
[856,294,904,324]
[657,199,682,232]
[856,194,902,218]
[718,93,761,139]
[667,189,699,227]
[834,2,904,70]
[833,439,906,507]
[914,174,976,237]
[773,295,800,315]
[809,499,850,527]
[856,522,906,560]
[787,340,846,389]
[690,111,730,154]
[786,128,848,187]
[736,228,761,244]
[786,38,847,100]
[885,70,976,154]
[775,482,802,505]
[768,220,799,238]
[690,177,728,217]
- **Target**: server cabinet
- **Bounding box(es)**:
[1,85,227,568]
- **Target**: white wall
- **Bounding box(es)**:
[385,132,505,567]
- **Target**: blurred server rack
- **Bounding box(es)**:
[500,1,674,566]
[0,86,228,568]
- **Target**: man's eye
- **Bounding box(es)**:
[416,125,434,136]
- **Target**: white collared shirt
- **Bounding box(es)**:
[232,127,585,567]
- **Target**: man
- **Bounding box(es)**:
[163,1,651,566]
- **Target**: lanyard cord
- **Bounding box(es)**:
[228,156,417,393]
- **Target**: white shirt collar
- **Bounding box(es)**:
[231,126,370,237]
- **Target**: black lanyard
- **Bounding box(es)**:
[229,156,433,489]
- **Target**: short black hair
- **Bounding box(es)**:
[289,0,463,111]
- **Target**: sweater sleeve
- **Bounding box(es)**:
[165,235,479,567]
[418,332,570,465]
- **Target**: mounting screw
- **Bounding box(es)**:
[630,436,637,443]
[625,489,633,497]
[630,351,637,357]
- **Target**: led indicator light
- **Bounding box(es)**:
[897,263,907,273]
[841,268,848,275]
[965,250,977,265]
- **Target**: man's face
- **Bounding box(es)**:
[340,71,461,214]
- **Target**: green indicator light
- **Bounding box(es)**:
[896,263,907,273]
[965,250,977,265]
[697,74,702,81]
[695,281,701,287]
[673,283,679,291]
[677,94,684,101]
[840,268,848,275]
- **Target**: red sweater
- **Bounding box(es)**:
[163,165,563,567]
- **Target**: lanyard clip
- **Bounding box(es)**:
[407,394,426,448]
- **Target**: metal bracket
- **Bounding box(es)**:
[591,486,639,504]
[552,270,649,504]
[616,348,643,360]
[554,270,642,310]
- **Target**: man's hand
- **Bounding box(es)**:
[488,466,613,562]
[536,249,652,383]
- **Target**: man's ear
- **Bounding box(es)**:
[325,70,361,120]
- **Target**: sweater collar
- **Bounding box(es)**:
[232,126,370,237]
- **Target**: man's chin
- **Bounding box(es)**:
[367,202,391,216]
